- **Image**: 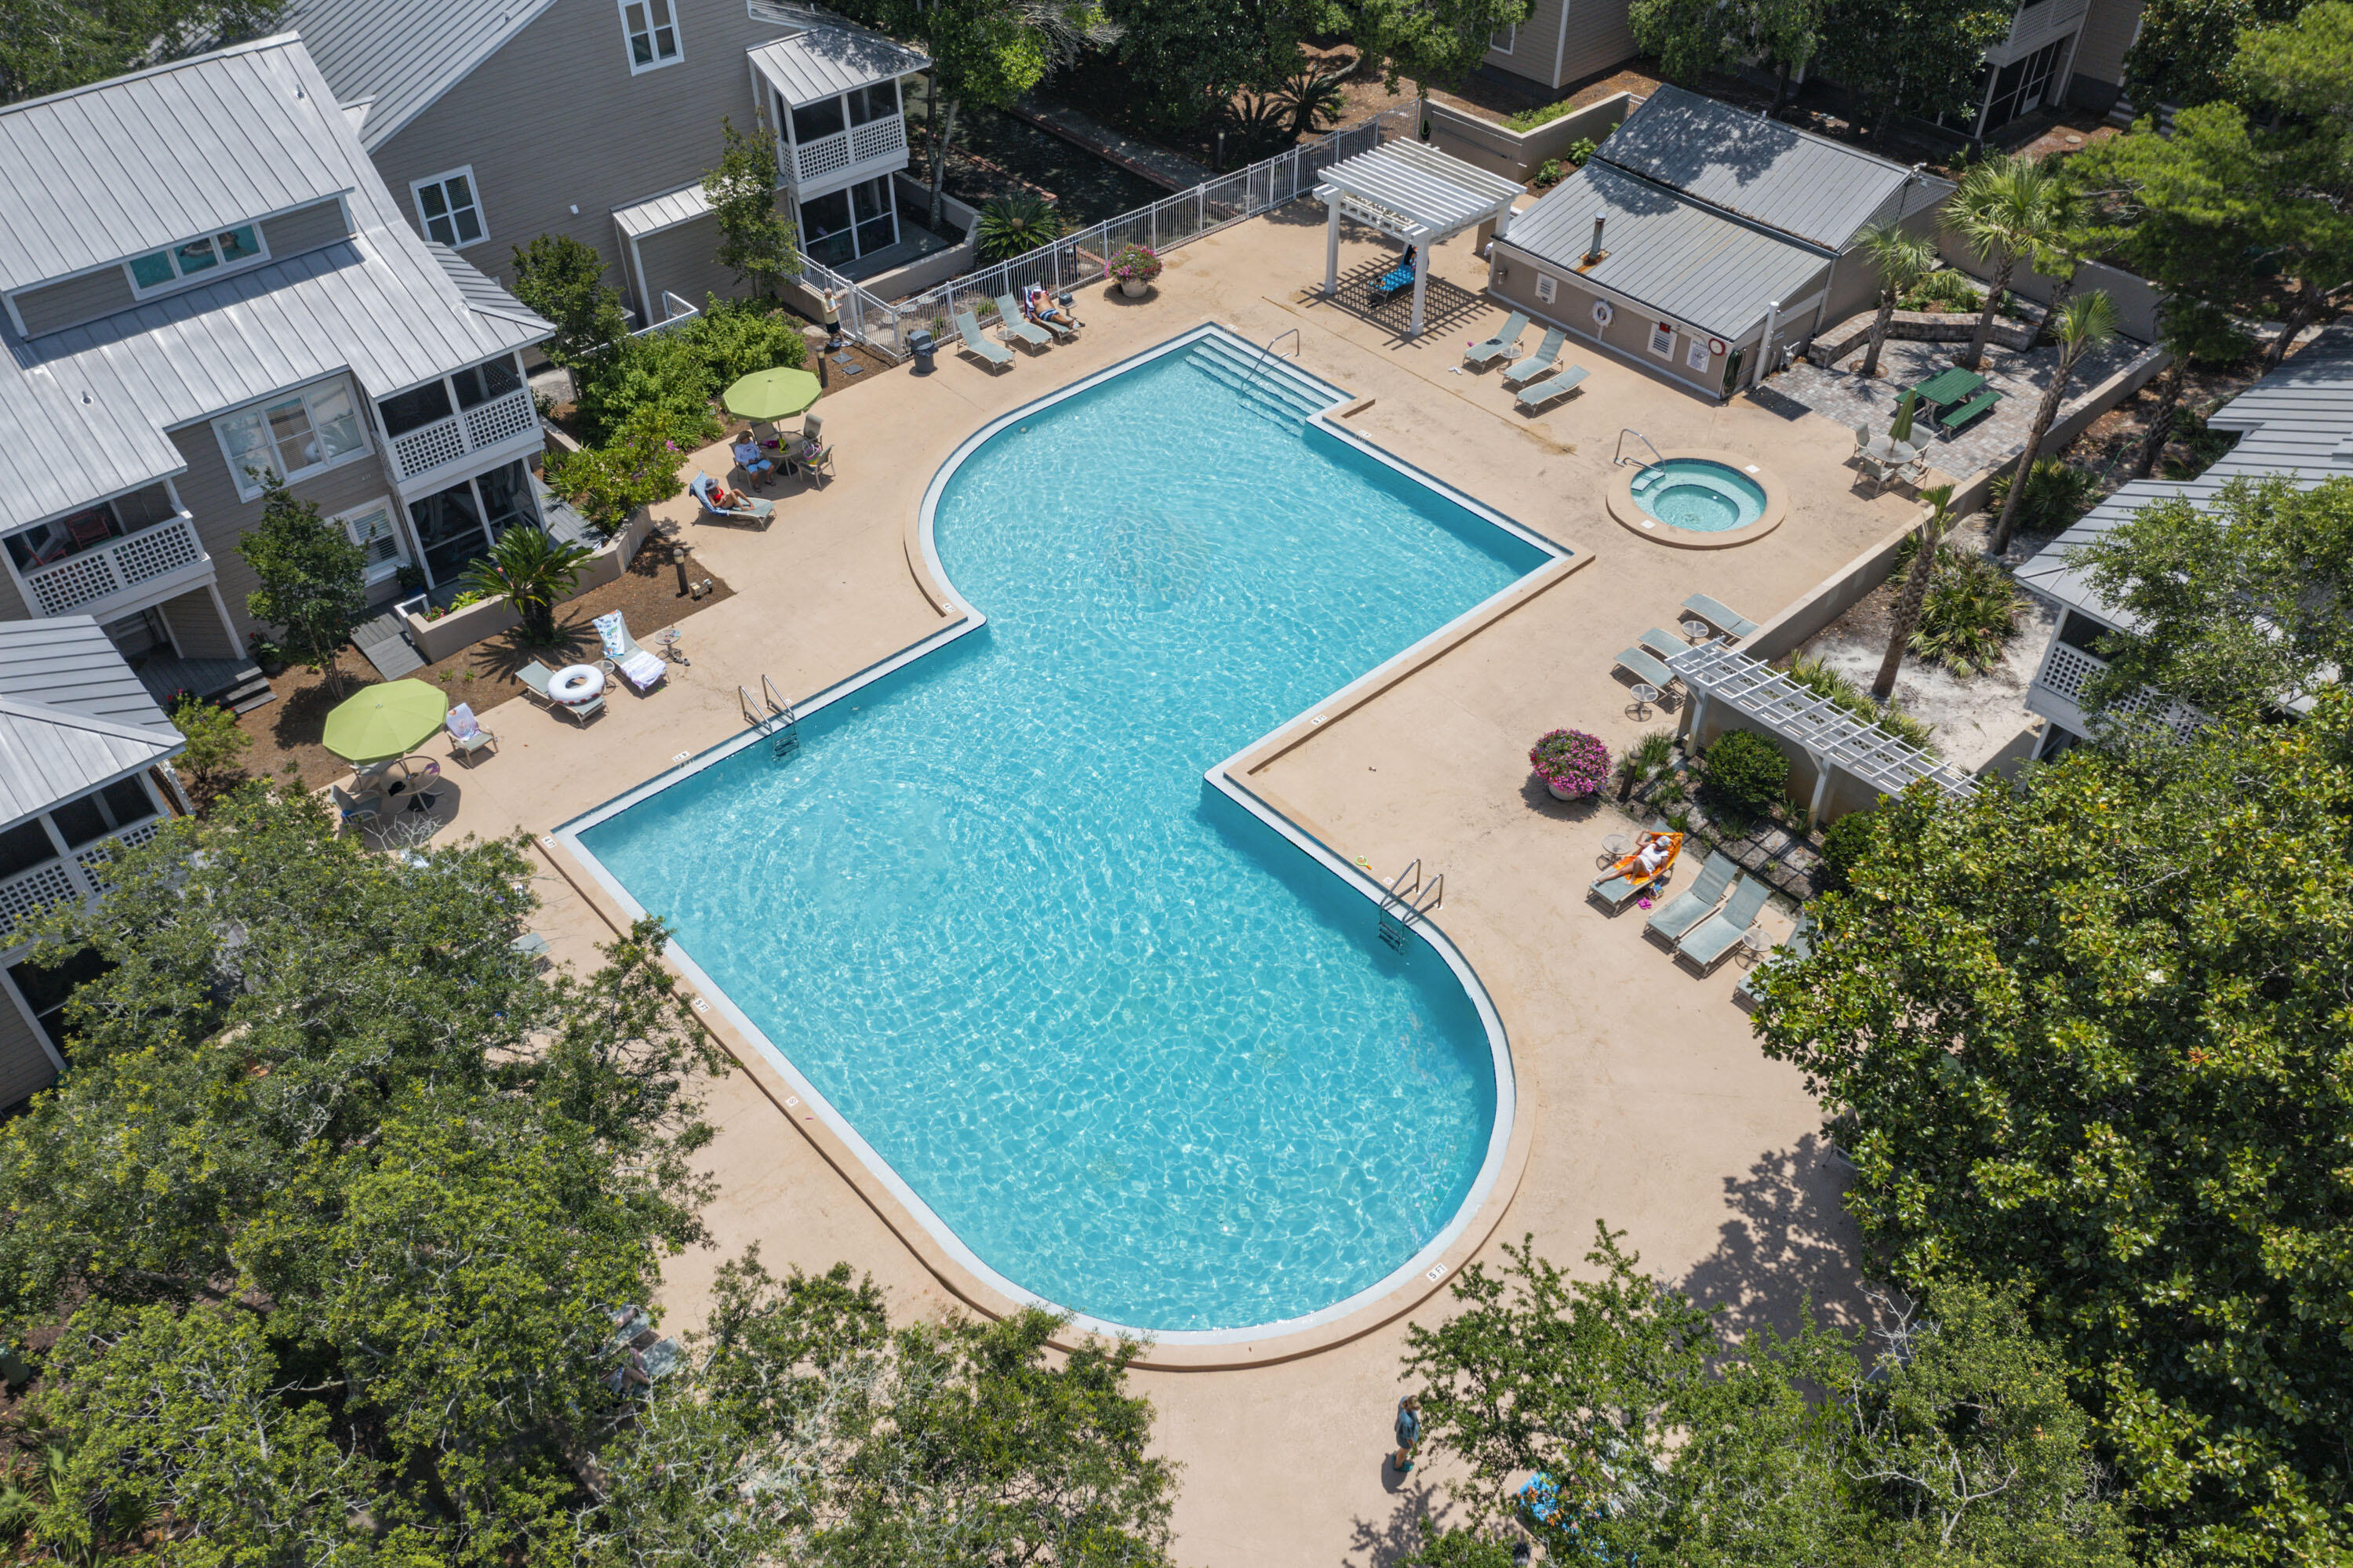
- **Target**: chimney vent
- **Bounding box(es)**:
[1585,216,1606,262]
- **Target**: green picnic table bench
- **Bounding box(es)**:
[1938,387,2003,431]
[1910,366,1995,436]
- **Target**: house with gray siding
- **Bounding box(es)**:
[0,617,193,1110]
[1487,86,1950,400]
[2016,324,2353,753]
[286,0,932,324]
[0,36,554,705]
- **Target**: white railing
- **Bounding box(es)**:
[22,515,207,617]
[389,386,538,482]
[802,101,1420,362]
[850,115,905,163]
[2031,638,2202,739]
[791,113,908,184]
[631,290,703,339]
[0,817,162,932]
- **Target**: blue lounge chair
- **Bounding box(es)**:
[1682,593,1759,641]
[1515,365,1589,411]
[1613,643,1676,691]
[1736,912,1817,1007]
[954,309,1013,369]
[1643,853,1739,943]
[1503,328,1569,386]
[1637,627,1686,663]
[1465,311,1529,367]
[1369,260,1417,304]
[993,293,1053,351]
[1678,877,1775,972]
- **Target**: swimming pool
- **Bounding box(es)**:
[1630,458,1768,532]
[562,327,1561,1339]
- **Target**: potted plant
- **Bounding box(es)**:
[1108,242,1162,298]
[245,630,287,677]
[1529,729,1609,802]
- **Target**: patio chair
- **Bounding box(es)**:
[1676,875,1775,973]
[331,783,383,836]
[1464,311,1529,368]
[1850,422,1871,460]
[1503,328,1568,387]
[1637,627,1686,663]
[1735,911,1816,1008]
[954,309,1013,369]
[993,294,1053,351]
[1613,643,1677,692]
[444,701,497,766]
[511,930,551,964]
[787,413,835,484]
[595,611,667,694]
[1589,820,1675,909]
[690,471,773,527]
[1856,451,1891,495]
[1642,853,1740,944]
[520,660,604,724]
[1681,593,1760,641]
[1369,261,1417,305]
[1514,365,1589,412]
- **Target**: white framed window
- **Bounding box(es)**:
[125,224,268,296]
[620,0,682,71]
[336,497,409,583]
[1534,274,1556,304]
[1489,23,1515,52]
[1686,337,1712,371]
[1649,321,1676,358]
[412,168,486,248]
[212,378,370,500]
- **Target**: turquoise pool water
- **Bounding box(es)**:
[1631,458,1767,532]
[572,332,1553,1334]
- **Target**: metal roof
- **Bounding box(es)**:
[1315,140,1523,243]
[0,37,551,536]
[0,617,183,831]
[285,0,559,151]
[1597,85,1950,252]
[613,184,712,240]
[0,38,356,294]
[1668,640,1980,803]
[2019,324,2353,621]
[1500,161,1830,339]
[748,28,929,108]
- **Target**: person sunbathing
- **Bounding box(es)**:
[1025,284,1080,331]
[1609,831,1677,881]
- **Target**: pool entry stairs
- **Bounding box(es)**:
[1182,336,1337,425]
[740,675,800,759]
[1377,859,1444,951]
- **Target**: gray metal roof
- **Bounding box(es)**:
[1597,85,1950,253]
[285,0,559,151]
[748,28,929,107]
[0,36,551,535]
[0,617,183,831]
[614,183,712,239]
[1315,140,1523,243]
[2019,324,2353,620]
[0,40,357,295]
[1500,161,1830,340]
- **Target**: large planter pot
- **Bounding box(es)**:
[1546,779,1589,802]
[1121,278,1150,298]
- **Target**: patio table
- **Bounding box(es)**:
[1860,434,1922,467]
[1911,366,1987,409]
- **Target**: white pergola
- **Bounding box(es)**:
[1315,140,1523,337]
[1667,642,1982,820]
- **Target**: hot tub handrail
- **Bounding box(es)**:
[1615,428,1665,468]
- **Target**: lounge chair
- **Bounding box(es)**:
[1515,366,1589,411]
[331,783,383,835]
[1736,911,1816,1007]
[1589,821,1678,909]
[1681,593,1760,641]
[595,611,667,694]
[1644,853,1740,944]
[1613,643,1677,692]
[691,471,773,527]
[993,294,1053,351]
[1369,262,1417,304]
[444,702,496,766]
[1637,627,1686,663]
[1464,311,1529,367]
[520,660,604,724]
[1676,876,1775,972]
[954,309,1013,369]
[511,930,551,963]
[1503,328,1569,386]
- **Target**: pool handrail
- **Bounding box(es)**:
[1615,427,1666,468]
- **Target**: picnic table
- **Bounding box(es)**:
[1911,366,1988,409]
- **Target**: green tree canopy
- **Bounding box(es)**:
[704,114,798,297]
[238,481,369,697]
[1630,0,1819,103]
[1812,0,2011,137]
[1747,702,2353,1564]
[1352,0,1528,95]
[0,0,282,103]
[2124,0,2304,111]
[1093,0,1334,136]
[510,232,628,369]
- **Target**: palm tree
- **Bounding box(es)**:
[1988,290,2119,555]
[1872,483,1958,702]
[1950,157,2065,372]
[1855,223,1939,378]
[460,526,595,647]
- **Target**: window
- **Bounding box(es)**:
[848,80,899,126]
[451,355,524,410]
[0,820,54,881]
[412,169,485,248]
[1686,337,1712,371]
[620,0,682,71]
[213,379,369,500]
[792,95,846,145]
[338,499,408,583]
[1489,23,1515,52]
[376,380,456,439]
[1649,321,1676,358]
[1534,274,1556,304]
[125,224,267,295]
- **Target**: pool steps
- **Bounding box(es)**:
[1180,336,1336,424]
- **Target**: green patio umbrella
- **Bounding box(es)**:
[322,679,450,765]
[721,366,822,424]
[1889,387,1919,446]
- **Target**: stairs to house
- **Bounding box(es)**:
[1180,336,1342,425]
[352,610,426,680]
[135,653,275,715]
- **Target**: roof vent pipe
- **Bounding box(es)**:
[1585,216,1606,263]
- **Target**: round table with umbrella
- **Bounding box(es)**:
[325,680,453,818]
[721,367,822,425]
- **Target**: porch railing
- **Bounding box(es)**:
[0,818,164,931]
[389,387,540,482]
[792,114,908,184]
[2031,639,2202,740]
[22,515,207,617]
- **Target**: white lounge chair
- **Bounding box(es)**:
[690,471,773,526]
[1464,311,1529,367]
[1503,328,1569,386]
[994,294,1053,351]
[1515,365,1589,411]
[444,701,496,766]
[520,660,603,723]
[595,612,667,694]
[1678,877,1775,973]
[1681,593,1760,641]
[955,310,1013,369]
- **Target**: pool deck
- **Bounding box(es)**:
[430,201,1921,1564]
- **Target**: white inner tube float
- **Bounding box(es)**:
[550,666,602,704]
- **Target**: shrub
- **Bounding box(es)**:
[169,697,249,792]
[2158,406,2241,480]
[1988,457,2099,537]
[1702,729,1789,817]
[1107,243,1161,285]
[1533,158,1565,187]
[975,192,1067,264]
[1787,655,1937,751]
[1817,808,1878,890]
[1504,99,1574,131]
[573,297,806,445]
[1530,728,1610,797]
[1615,728,1677,797]
[544,402,711,537]
[1897,267,1980,313]
[1911,547,2020,675]
[1563,136,1598,166]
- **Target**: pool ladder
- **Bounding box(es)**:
[1376,857,1444,951]
[1615,427,1666,468]
[739,675,799,759]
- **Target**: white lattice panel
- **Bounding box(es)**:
[73,821,160,896]
[463,388,537,449]
[111,518,201,586]
[394,417,468,478]
[2039,642,2099,703]
[798,132,852,180]
[850,115,904,162]
[28,549,123,614]
[0,860,81,926]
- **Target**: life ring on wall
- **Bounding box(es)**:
[1591,300,1614,327]
[549,666,603,704]
[1707,336,1728,356]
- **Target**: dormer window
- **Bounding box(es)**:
[125,224,267,295]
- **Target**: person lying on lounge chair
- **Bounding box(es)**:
[1606,830,1679,882]
[1024,284,1080,331]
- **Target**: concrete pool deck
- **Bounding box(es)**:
[427,201,1921,1563]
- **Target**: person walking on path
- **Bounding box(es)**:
[1391,1394,1423,1474]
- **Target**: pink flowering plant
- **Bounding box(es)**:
[1529,728,1610,797]
[1107,242,1162,284]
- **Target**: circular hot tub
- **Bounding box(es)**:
[1606,449,1787,548]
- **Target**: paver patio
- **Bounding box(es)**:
[410,198,1923,1564]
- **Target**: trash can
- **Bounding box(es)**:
[908,328,937,373]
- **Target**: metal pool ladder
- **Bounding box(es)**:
[1376,858,1444,951]
[1241,327,1302,390]
[1615,427,1666,467]
[739,675,800,759]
